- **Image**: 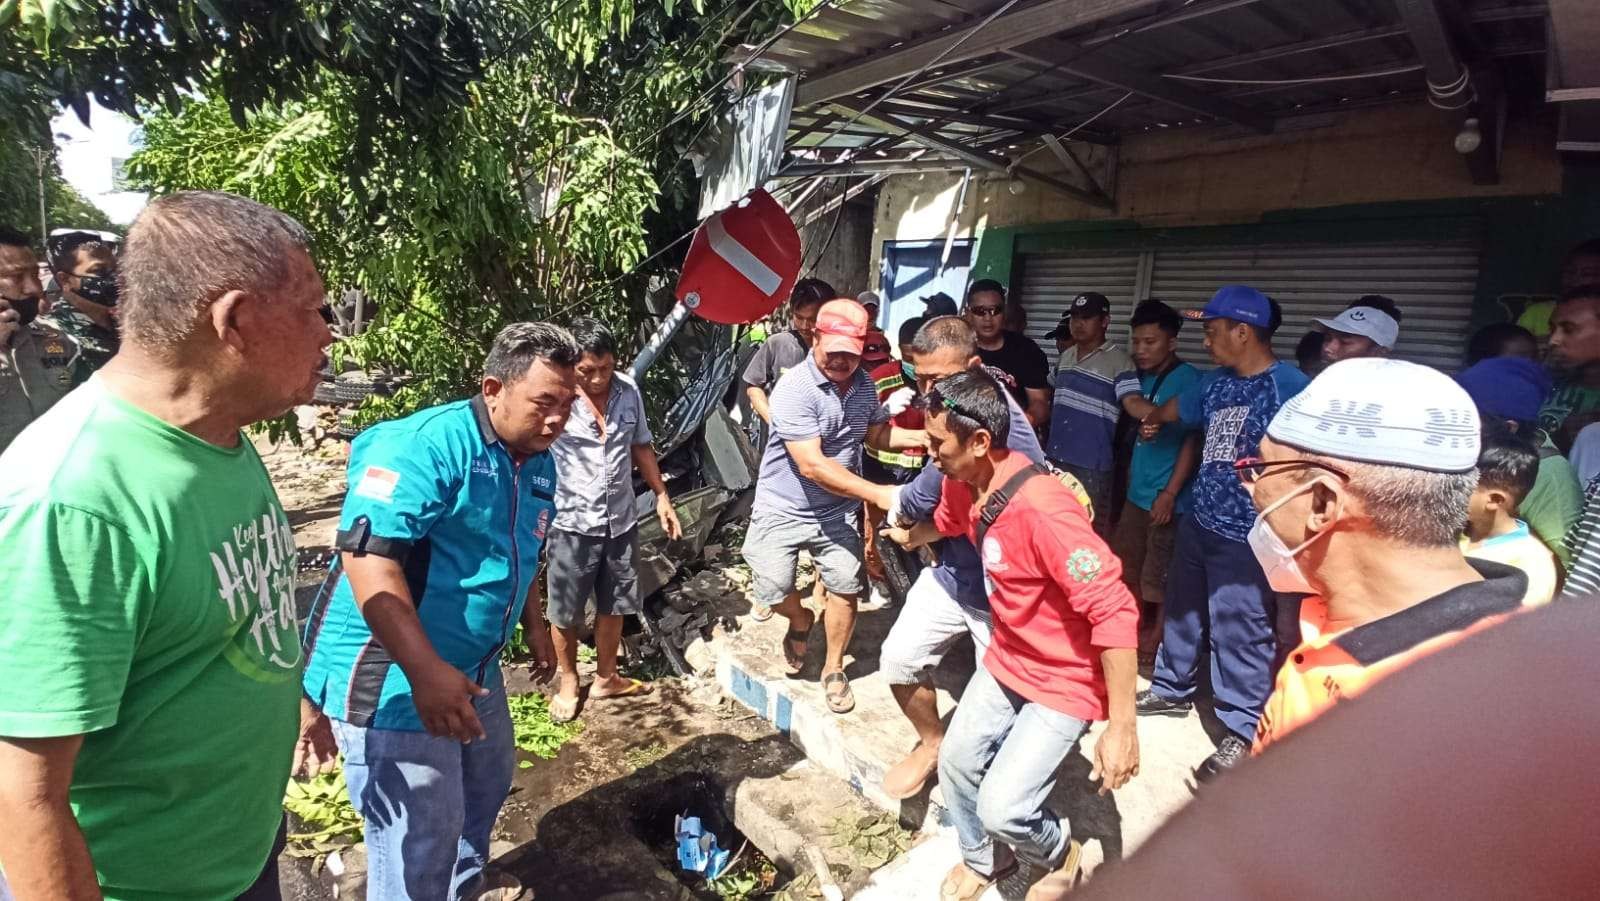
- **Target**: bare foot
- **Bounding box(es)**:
[882,741,940,799]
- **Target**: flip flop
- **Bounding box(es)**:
[751,604,774,622]
[782,609,815,675]
[940,857,1019,901]
[822,671,855,714]
[590,678,654,701]
[549,693,579,723]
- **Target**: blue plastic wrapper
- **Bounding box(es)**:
[674,813,732,879]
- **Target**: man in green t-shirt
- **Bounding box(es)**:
[0,192,336,901]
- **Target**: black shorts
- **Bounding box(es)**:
[545,527,642,629]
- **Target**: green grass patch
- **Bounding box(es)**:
[509,690,584,766]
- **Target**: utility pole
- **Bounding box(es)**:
[27,146,50,245]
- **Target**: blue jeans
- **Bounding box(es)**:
[1150,515,1280,742]
[938,665,1088,876]
[332,681,515,900]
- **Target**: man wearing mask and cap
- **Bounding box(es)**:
[45,230,121,370]
[858,290,882,326]
[1045,292,1139,536]
[1317,296,1402,366]
[0,226,83,453]
[1245,358,1520,752]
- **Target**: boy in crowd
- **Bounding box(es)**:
[894,369,1138,901]
[1317,295,1402,366]
[742,277,834,427]
[1462,422,1558,606]
[1456,355,1582,564]
[965,279,1051,426]
[546,319,683,722]
[1130,285,1309,780]
[1045,292,1139,534]
[1111,300,1201,664]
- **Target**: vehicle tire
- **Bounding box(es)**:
[335,372,380,404]
[878,539,918,606]
[312,381,341,405]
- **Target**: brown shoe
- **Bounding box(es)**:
[1023,839,1082,901]
[882,743,939,799]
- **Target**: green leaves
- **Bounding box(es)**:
[507,691,584,760]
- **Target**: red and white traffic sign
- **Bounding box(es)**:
[675,188,801,325]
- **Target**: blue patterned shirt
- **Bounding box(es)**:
[1179,361,1310,542]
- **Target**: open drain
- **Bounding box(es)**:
[627,772,791,900]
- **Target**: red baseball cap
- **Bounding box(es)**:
[815,299,868,356]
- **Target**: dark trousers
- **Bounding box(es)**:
[234,818,287,901]
[1149,516,1280,744]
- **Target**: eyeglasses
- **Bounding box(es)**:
[1233,456,1348,485]
[969,306,1004,317]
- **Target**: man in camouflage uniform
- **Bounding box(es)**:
[44,230,120,371]
[1,226,83,452]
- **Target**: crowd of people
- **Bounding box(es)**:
[0,190,1595,901]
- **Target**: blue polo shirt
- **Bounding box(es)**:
[1126,361,1202,513]
[900,384,1044,609]
[1180,361,1310,543]
[301,396,557,730]
[755,354,888,522]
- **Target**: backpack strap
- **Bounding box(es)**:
[975,463,1050,549]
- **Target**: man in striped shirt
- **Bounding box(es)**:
[739,299,918,714]
[1045,292,1140,536]
[1562,475,1600,599]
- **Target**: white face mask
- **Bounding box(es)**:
[1246,480,1332,594]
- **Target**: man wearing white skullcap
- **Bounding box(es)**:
[1241,358,1525,752]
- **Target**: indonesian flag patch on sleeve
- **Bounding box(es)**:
[353,466,401,503]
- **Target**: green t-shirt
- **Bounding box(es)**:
[0,378,301,901]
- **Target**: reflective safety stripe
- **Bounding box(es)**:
[867,446,926,469]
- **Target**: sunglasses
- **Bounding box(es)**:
[1233,456,1348,485]
[969,306,1004,317]
[916,381,999,428]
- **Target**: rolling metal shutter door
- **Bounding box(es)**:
[1013,250,1143,350]
[1148,240,1483,373]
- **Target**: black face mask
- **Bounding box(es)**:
[3,295,41,326]
[74,275,119,307]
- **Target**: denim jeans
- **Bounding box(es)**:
[938,665,1088,876]
[1150,515,1280,743]
[332,680,515,900]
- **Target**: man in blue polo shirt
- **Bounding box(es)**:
[1113,300,1201,664]
[1131,286,1309,781]
[1045,291,1140,535]
[301,322,573,900]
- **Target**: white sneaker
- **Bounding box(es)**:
[861,582,894,611]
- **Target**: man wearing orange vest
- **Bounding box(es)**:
[1241,358,1523,752]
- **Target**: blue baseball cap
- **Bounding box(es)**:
[1182,285,1274,329]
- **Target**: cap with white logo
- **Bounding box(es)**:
[1315,307,1400,349]
[1266,358,1479,472]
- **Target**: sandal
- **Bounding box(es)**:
[781,608,815,675]
[589,677,654,701]
[751,604,774,622]
[940,856,1019,901]
[549,693,579,723]
[822,671,855,714]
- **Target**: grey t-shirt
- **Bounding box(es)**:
[754,355,889,522]
[741,330,811,394]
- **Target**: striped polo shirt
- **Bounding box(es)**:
[755,353,888,522]
[1046,341,1140,472]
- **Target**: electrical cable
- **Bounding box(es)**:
[1163,63,1424,85]
[1006,90,1132,170]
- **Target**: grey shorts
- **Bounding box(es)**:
[545,526,641,629]
[740,508,865,606]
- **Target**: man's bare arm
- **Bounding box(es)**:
[746,385,773,424]
[1024,387,1051,427]
[0,735,102,901]
[865,421,927,453]
[785,436,897,510]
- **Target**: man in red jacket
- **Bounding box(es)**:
[890,368,1139,901]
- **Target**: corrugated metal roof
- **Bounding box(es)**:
[765,0,1551,178]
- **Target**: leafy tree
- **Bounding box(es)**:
[113,0,806,423]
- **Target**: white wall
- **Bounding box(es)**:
[52,98,148,226]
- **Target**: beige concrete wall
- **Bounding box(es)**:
[867,101,1563,278]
